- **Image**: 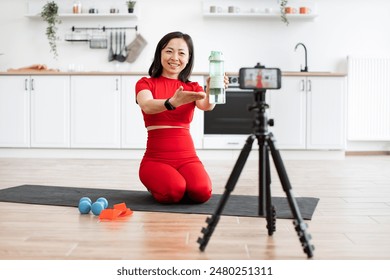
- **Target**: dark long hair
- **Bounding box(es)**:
[148,31,194,82]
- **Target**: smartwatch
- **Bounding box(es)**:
[164,98,176,110]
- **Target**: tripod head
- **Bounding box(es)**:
[242,63,280,135]
[248,89,274,136]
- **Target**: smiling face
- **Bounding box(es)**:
[160,38,190,79]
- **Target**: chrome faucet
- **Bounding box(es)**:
[294,43,308,72]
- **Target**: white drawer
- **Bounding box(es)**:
[203,135,252,149]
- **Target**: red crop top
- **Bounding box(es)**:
[135,76,204,129]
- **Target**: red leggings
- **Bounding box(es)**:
[139,128,212,204]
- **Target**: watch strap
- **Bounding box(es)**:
[164,98,176,110]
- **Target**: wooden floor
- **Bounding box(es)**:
[0,155,390,260]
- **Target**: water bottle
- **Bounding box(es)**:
[209,51,225,104]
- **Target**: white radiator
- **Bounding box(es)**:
[347,56,390,140]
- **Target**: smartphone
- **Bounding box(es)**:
[239,67,282,90]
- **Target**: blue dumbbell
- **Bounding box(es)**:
[78,197,92,214]
[91,197,108,216]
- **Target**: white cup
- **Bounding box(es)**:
[210,6,222,13]
[228,6,240,13]
[250,8,263,13]
[68,64,75,72]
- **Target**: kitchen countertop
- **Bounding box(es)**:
[282,71,346,77]
[0,71,347,77]
[0,70,148,76]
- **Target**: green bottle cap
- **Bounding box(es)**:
[209,51,224,61]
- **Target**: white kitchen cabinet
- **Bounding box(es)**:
[269,76,345,150]
[268,77,306,149]
[70,75,121,148]
[0,76,30,147]
[30,76,70,147]
[306,77,345,149]
[121,75,147,149]
[0,75,70,148]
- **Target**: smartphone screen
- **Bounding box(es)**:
[239,68,281,90]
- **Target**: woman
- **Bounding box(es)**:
[135,31,228,204]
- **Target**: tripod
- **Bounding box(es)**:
[197,88,315,258]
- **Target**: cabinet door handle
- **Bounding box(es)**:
[30,78,35,91]
[25,79,28,91]
[307,79,312,92]
[300,79,305,91]
[115,78,119,91]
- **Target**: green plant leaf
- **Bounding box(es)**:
[40,1,61,59]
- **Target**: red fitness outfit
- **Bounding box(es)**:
[135,76,212,203]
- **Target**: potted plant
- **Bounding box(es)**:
[126,1,136,13]
[40,1,61,59]
[279,0,289,25]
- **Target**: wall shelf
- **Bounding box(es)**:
[25,13,137,19]
[203,12,317,20]
[202,0,318,22]
[26,0,138,19]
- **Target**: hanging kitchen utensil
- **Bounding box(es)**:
[65,30,89,42]
[90,38,108,49]
[123,32,127,57]
[108,31,114,61]
[90,38,107,49]
[116,31,127,62]
[89,31,108,49]
[113,30,119,61]
[126,33,147,63]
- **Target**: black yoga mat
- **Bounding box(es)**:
[0,185,319,220]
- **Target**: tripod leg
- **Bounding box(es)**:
[198,135,255,251]
[265,147,276,236]
[258,139,267,216]
[267,133,315,258]
[258,138,276,236]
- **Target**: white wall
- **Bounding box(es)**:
[1,0,390,73]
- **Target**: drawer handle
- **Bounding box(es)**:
[300,79,305,91]
[227,142,240,145]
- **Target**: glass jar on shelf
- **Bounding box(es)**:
[73,1,82,14]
